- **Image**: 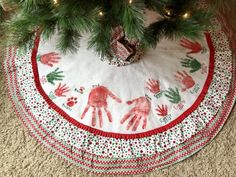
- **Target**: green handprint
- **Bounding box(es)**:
[181,56,201,73]
[46,67,64,85]
[165,87,181,104]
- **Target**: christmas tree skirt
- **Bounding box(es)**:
[3,19,235,175]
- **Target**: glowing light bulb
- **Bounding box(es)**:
[53,0,58,4]
[183,12,190,19]
[99,11,104,16]
[129,0,133,4]
[164,6,174,18]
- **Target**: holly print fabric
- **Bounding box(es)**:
[3,16,235,175]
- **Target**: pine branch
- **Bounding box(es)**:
[41,18,57,40]
[56,28,81,53]
[9,0,50,11]
[162,16,210,40]
[88,18,112,59]
[1,4,54,47]
[55,3,101,33]
[142,1,211,48]
[119,0,145,41]
[142,19,168,48]
[145,0,172,15]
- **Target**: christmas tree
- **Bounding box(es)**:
[1,0,212,58]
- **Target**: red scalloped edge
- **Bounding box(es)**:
[30,33,215,139]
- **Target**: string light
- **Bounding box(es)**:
[99,11,104,16]
[166,10,171,16]
[164,7,174,18]
[53,0,58,5]
[183,12,190,19]
[129,0,133,4]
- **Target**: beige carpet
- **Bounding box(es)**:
[1,3,236,177]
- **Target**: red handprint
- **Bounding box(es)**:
[156,104,168,117]
[120,97,151,131]
[39,52,60,67]
[175,71,195,91]
[54,83,70,97]
[146,78,160,94]
[81,86,122,128]
[180,39,203,54]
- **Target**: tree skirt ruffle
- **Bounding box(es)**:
[3,18,235,175]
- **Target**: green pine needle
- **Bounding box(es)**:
[56,29,81,54]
